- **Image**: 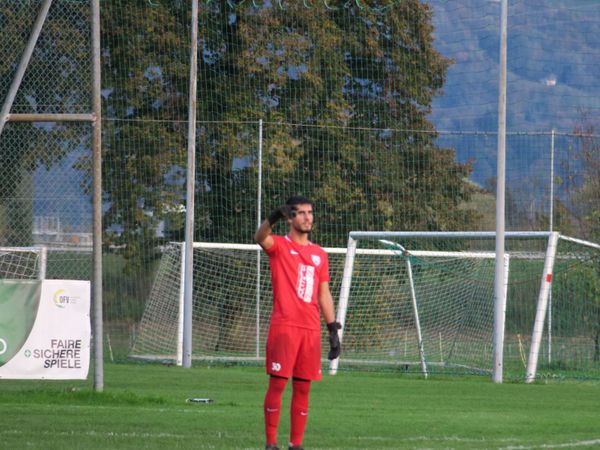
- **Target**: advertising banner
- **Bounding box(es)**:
[0,279,90,379]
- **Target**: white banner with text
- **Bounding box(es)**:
[0,279,90,379]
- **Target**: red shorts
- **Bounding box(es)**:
[265,324,323,381]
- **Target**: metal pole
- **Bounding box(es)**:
[255,119,263,358]
[7,113,95,122]
[91,0,104,392]
[379,240,427,377]
[549,129,555,232]
[177,243,186,366]
[182,0,199,368]
[492,0,508,384]
[0,0,53,137]
[548,129,555,363]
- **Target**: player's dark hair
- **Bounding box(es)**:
[286,195,313,209]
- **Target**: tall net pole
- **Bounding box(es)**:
[492,0,508,384]
[91,0,104,392]
[256,119,263,359]
[182,0,199,369]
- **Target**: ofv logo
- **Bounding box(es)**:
[52,289,79,308]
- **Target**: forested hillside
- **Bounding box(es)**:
[427,0,600,132]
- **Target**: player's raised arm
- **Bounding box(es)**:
[254,205,295,250]
[254,218,274,250]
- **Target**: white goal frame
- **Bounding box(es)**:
[327,231,589,382]
[329,238,508,379]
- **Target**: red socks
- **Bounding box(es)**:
[264,376,312,447]
[264,376,287,445]
[290,378,311,447]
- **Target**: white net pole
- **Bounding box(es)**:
[492,0,508,384]
[329,236,357,375]
[182,0,199,369]
[177,243,185,366]
[379,239,428,377]
[255,119,263,359]
[405,256,428,378]
[38,246,47,280]
[525,232,559,383]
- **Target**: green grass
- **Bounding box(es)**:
[0,363,599,449]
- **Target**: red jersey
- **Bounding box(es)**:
[264,234,330,330]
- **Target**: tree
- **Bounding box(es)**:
[96,1,480,269]
[99,1,190,266]
[194,1,479,247]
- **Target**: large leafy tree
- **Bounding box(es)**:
[195,1,478,247]
[100,1,190,265]
[99,0,479,265]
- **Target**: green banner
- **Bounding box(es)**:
[0,280,41,367]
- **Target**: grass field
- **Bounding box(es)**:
[0,363,599,450]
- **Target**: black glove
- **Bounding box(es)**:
[268,205,296,226]
[327,321,342,360]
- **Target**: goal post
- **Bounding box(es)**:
[330,237,510,378]
[525,232,559,383]
[525,233,600,382]
[132,242,270,364]
[329,231,514,377]
[133,241,357,365]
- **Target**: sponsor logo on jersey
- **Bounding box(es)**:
[296,264,315,303]
[290,250,299,255]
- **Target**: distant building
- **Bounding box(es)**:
[33,216,92,250]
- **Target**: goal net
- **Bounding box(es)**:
[132,233,600,380]
[132,243,270,363]
[0,246,46,280]
[330,237,502,377]
[131,242,354,364]
[331,231,600,380]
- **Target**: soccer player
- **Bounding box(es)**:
[254,195,341,450]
